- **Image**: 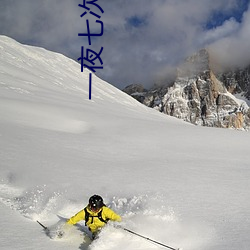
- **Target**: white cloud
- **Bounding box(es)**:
[0,0,249,88]
[209,5,250,68]
[201,17,240,45]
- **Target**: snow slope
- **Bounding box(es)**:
[0,35,250,250]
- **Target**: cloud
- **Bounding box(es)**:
[209,4,250,69]
[200,18,240,45]
[0,0,249,89]
[0,1,79,47]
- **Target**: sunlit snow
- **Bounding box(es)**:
[0,36,249,250]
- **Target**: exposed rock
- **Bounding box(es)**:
[123,84,147,95]
[123,49,250,130]
[217,66,250,99]
[123,84,147,103]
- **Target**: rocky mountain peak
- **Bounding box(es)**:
[177,49,210,78]
[123,49,250,130]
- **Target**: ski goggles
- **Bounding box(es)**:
[89,205,101,212]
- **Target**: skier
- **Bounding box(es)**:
[66,194,121,239]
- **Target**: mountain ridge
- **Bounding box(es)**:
[123,49,250,130]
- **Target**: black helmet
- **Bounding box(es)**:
[89,195,104,210]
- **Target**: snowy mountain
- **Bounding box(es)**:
[0,36,250,250]
[124,49,250,130]
[217,65,250,100]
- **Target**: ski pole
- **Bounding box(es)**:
[37,220,48,231]
[122,227,180,250]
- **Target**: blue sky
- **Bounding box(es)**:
[206,0,249,28]
[0,0,249,89]
[126,15,148,28]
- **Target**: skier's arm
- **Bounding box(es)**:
[67,209,85,225]
[104,207,122,222]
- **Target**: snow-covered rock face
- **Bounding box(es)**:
[217,66,250,100]
[125,49,250,130]
[163,50,250,129]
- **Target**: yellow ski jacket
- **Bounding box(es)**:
[67,206,121,233]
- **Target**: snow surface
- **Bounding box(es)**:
[0,35,250,250]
